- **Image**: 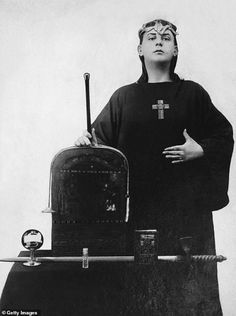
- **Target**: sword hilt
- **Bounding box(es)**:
[191,255,227,262]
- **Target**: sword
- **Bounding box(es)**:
[0,230,227,267]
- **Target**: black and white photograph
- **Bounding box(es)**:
[0,0,235,315]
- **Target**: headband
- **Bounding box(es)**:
[138,19,178,39]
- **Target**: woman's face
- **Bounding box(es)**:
[138,29,177,67]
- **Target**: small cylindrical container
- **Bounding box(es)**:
[82,248,89,269]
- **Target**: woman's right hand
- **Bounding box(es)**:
[74,128,98,147]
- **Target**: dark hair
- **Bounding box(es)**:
[137,19,179,83]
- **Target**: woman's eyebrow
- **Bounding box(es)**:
[146,31,157,35]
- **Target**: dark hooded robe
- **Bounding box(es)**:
[92,76,234,315]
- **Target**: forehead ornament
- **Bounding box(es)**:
[139,20,178,37]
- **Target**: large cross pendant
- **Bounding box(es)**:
[152,100,170,119]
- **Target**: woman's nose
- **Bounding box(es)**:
[155,38,163,46]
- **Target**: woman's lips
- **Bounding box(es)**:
[153,49,164,53]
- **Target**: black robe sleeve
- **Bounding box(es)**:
[195,85,234,210]
[92,89,121,147]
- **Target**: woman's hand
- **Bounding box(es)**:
[162,129,204,164]
[74,128,98,147]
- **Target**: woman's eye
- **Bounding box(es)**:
[148,37,155,41]
[163,36,170,41]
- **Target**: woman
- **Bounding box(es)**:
[76,19,233,315]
